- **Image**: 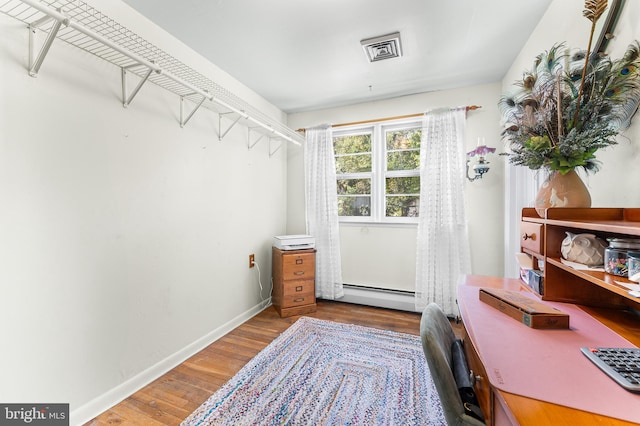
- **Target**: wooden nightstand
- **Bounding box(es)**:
[271,247,317,317]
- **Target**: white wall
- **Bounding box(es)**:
[0,1,288,423]
[502,0,640,277]
[287,84,505,293]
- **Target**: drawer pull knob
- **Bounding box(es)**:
[296,259,303,264]
[294,271,305,276]
[295,286,303,292]
[294,298,305,302]
[522,233,536,241]
[469,370,483,385]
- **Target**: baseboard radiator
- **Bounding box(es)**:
[333,284,418,312]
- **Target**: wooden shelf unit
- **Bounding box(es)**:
[521,208,640,311]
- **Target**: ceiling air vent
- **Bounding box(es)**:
[361,32,402,62]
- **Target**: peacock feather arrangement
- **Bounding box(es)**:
[499,0,640,175]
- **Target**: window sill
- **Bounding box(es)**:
[338,221,418,228]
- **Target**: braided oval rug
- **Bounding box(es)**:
[181,316,445,425]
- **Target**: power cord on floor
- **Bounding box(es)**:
[252,260,272,309]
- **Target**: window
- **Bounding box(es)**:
[333,119,422,223]
[335,130,373,217]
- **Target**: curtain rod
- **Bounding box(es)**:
[296,105,481,133]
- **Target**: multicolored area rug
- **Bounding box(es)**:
[181,317,445,425]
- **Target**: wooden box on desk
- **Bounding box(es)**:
[479,288,569,329]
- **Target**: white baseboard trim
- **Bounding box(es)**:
[338,285,418,312]
[72,301,271,426]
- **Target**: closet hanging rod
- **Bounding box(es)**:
[12,0,302,146]
[296,105,482,133]
[21,0,213,102]
[215,97,301,146]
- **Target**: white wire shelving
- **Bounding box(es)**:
[0,0,304,152]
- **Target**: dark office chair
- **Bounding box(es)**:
[420,303,485,426]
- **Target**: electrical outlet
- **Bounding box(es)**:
[249,254,255,268]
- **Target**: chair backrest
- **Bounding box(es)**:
[420,303,485,426]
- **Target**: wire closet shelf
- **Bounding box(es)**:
[0,0,304,149]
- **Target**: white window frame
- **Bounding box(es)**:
[334,125,375,222]
[334,117,422,224]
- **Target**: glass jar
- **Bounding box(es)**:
[629,252,640,283]
[604,238,640,277]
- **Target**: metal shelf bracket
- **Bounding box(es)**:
[28,12,64,77]
[121,64,154,108]
[180,93,208,128]
[269,138,283,157]
[218,112,244,141]
[247,127,267,150]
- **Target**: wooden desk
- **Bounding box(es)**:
[458,275,640,426]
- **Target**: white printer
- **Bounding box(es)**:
[273,234,315,251]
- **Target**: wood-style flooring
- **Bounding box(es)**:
[85,300,459,425]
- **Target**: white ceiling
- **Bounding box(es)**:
[122,0,552,114]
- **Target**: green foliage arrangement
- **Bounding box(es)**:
[500,0,640,175]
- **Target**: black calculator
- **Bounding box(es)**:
[581,347,640,392]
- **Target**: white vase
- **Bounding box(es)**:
[561,232,607,266]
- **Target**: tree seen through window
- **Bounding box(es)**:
[333,122,421,221]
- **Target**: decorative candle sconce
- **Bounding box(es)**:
[466,138,496,182]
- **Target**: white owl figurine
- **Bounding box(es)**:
[561,232,607,266]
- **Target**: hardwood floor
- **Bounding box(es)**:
[85,300,455,425]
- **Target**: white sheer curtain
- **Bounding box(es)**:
[415,108,471,316]
[504,164,547,278]
[304,125,344,300]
